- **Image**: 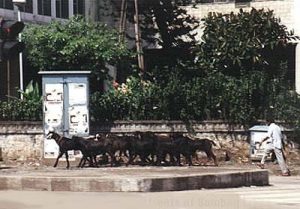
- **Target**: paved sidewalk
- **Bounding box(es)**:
[0,165,268,192]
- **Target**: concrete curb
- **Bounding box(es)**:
[0,169,269,192]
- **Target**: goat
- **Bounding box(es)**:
[174,134,218,166]
[103,133,132,166]
[155,134,179,166]
[127,132,157,166]
[71,136,96,168]
[79,135,111,167]
[46,131,79,169]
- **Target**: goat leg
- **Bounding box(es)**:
[65,152,70,169]
[91,155,98,167]
[53,152,64,167]
[187,154,193,166]
[126,153,136,166]
[78,155,89,168]
[78,157,84,168]
[206,150,218,166]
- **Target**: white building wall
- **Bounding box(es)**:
[292,0,300,93]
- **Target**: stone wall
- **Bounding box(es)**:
[91,120,249,153]
[0,122,44,164]
[0,121,298,165]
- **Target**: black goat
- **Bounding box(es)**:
[46,131,79,169]
[104,133,132,166]
[77,135,110,167]
[71,136,96,168]
[127,132,156,166]
[155,135,179,166]
[174,135,218,166]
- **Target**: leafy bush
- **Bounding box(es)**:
[90,76,163,121]
[3,9,300,127]
[0,81,42,121]
[187,71,265,123]
[196,8,298,78]
[2,70,300,125]
[0,100,42,121]
[90,62,300,126]
[22,16,131,80]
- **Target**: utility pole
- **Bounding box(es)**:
[12,0,26,99]
[7,60,10,98]
[17,5,24,99]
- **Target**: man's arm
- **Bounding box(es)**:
[259,136,269,147]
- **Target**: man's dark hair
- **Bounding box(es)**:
[266,116,275,123]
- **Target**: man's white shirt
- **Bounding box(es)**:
[267,123,283,149]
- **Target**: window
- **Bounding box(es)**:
[74,0,85,16]
[0,0,13,10]
[38,0,51,16]
[20,0,33,13]
[56,0,69,19]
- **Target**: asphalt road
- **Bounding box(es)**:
[0,190,272,209]
[0,176,299,209]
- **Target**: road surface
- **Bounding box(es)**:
[0,176,299,209]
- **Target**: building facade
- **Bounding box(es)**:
[0,0,85,23]
[0,0,91,99]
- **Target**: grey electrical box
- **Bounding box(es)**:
[249,125,270,161]
[39,71,91,158]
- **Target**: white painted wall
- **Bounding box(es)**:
[292,0,300,93]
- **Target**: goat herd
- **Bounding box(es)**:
[46,131,218,169]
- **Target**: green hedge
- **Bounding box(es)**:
[90,71,300,125]
[1,71,300,126]
[0,99,42,121]
[0,80,42,121]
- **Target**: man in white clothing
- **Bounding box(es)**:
[256,117,291,176]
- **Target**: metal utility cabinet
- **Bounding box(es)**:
[39,71,91,158]
[249,125,270,161]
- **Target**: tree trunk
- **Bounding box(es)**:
[134,0,145,72]
[119,0,127,42]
